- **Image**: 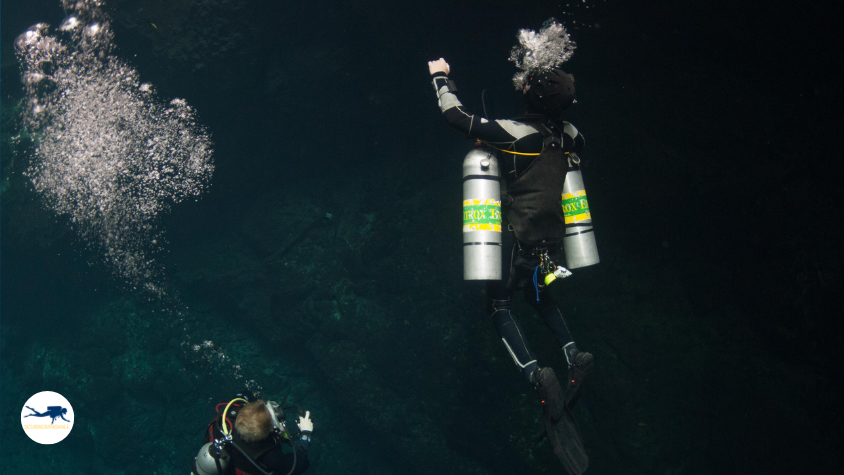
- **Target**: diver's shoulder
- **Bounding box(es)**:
[494,119,541,138]
[562,121,579,137]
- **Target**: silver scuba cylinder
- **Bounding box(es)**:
[561,154,599,268]
[195,442,229,475]
[462,147,502,280]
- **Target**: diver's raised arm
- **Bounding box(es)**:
[428,58,514,142]
[429,57,461,115]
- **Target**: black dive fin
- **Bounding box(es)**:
[547,406,589,475]
[536,367,589,475]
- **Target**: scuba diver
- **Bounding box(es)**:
[191,392,314,475]
[24,405,71,424]
[428,21,595,475]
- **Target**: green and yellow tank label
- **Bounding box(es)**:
[463,199,501,232]
[562,190,591,224]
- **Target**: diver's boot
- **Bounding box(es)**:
[534,367,565,422]
[563,344,594,410]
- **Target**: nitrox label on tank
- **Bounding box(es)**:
[562,190,591,223]
[463,199,501,232]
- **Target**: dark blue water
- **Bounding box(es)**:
[2,1,841,474]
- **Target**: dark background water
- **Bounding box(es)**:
[2,1,842,474]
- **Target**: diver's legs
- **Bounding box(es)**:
[488,231,540,384]
[488,282,538,384]
[524,288,594,408]
[524,289,576,357]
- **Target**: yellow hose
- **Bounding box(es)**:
[476,139,569,156]
[222,398,248,436]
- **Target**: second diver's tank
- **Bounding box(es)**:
[561,153,600,268]
[462,146,502,280]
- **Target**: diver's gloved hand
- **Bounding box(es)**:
[428,58,450,76]
[298,411,314,442]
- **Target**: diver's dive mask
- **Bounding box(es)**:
[265,401,286,435]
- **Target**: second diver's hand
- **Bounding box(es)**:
[428,57,450,76]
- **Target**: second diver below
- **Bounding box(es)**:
[191,392,314,475]
[429,57,594,475]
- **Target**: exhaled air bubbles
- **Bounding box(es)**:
[15,0,214,289]
[509,19,577,90]
[58,16,80,32]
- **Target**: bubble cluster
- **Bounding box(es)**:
[15,0,214,288]
[158,303,259,390]
[509,19,577,90]
[186,337,249,382]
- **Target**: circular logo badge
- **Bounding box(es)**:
[21,391,74,444]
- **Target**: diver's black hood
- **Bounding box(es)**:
[525,68,575,115]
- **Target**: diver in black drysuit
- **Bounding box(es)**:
[193,397,312,475]
[429,58,594,405]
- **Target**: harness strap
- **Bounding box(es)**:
[476,139,539,156]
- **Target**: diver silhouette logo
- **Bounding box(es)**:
[21,391,74,444]
[24,405,71,424]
